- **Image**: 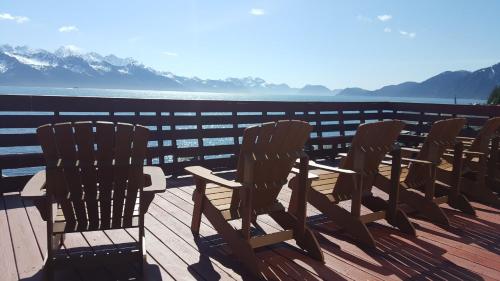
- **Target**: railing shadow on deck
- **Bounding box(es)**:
[308,214,485,281]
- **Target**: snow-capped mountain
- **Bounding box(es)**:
[0,44,328,94]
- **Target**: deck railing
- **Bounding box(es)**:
[0,94,499,193]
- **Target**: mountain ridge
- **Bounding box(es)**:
[0,44,499,99]
[339,64,500,99]
[0,45,313,94]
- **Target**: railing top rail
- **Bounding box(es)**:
[0,94,389,112]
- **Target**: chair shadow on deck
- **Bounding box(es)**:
[410,206,500,255]
[308,214,486,281]
[21,261,163,281]
[472,205,500,215]
[191,232,347,280]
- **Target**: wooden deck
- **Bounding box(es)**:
[1,175,500,281]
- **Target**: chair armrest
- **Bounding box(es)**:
[401,157,433,165]
[185,166,243,189]
[20,170,46,199]
[307,160,358,175]
[380,160,408,168]
[457,136,475,142]
[401,147,421,153]
[463,150,485,157]
[384,153,432,166]
[143,166,166,193]
[290,167,319,180]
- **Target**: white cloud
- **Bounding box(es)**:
[384,27,392,33]
[162,51,178,57]
[0,13,29,23]
[59,25,78,33]
[377,15,392,22]
[399,30,416,38]
[250,8,265,16]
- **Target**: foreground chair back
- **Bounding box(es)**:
[186,120,324,278]
[21,121,166,279]
[376,118,474,225]
[290,120,415,248]
[438,117,500,206]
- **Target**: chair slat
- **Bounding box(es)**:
[235,120,312,210]
[53,123,87,227]
[123,125,149,227]
[95,121,115,229]
[74,122,99,229]
[406,118,465,184]
[111,123,134,228]
[37,124,76,225]
[333,120,405,200]
[469,117,500,154]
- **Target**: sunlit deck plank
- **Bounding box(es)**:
[3,194,44,281]
[1,178,500,280]
[0,197,19,281]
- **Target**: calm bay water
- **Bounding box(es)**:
[0,86,487,177]
[0,85,486,104]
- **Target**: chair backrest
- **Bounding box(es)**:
[405,118,465,185]
[333,120,405,200]
[468,117,500,154]
[235,120,312,210]
[37,121,149,231]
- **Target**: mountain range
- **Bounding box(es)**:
[0,44,499,99]
[0,45,320,94]
[339,64,500,99]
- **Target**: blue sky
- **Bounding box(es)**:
[1,0,500,90]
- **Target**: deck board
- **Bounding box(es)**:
[1,177,500,281]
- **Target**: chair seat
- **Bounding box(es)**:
[437,160,454,172]
[53,202,141,233]
[310,172,339,196]
[204,185,285,221]
[305,171,393,231]
[377,164,409,183]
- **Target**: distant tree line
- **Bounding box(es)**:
[488,86,500,105]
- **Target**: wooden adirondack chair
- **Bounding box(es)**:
[375,118,474,226]
[20,121,166,280]
[288,120,416,248]
[185,120,324,278]
[437,117,500,206]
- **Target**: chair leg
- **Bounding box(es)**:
[191,179,206,234]
[138,233,146,280]
[488,178,500,193]
[308,190,376,248]
[287,177,299,216]
[44,261,54,281]
[460,178,500,208]
[44,238,54,281]
[52,233,65,250]
[401,188,450,225]
[376,174,449,226]
[448,193,476,215]
[269,210,324,262]
[391,208,416,235]
[203,199,264,278]
[362,196,416,236]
